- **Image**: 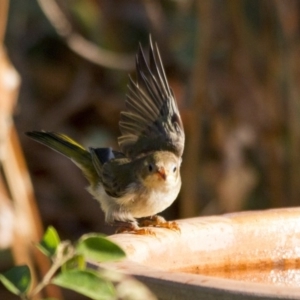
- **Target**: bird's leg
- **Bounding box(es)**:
[109,210,156,235]
[139,215,180,231]
[113,220,135,233]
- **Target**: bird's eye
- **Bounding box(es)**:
[148,164,154,172]
[173,166,177,173]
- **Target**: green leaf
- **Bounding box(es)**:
[52,269,115,300]
[37,226,61,257]
[62,255,86,272]
[76,234,126,262]
[0,265,31,295]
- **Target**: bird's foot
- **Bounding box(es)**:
[139,215,180,232]
[131,228,156,235]
[115,222,156,235]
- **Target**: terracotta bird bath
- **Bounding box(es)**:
[106,208,300,299]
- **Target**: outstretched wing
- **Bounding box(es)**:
[118,37,185,158]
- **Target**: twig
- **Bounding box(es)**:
[180,1,213,217]
[30,241,75,298]
[275,0,300,206]
[0,0,8,45]
[37,0,135,70]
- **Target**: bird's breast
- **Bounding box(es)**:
[128,177,181,218]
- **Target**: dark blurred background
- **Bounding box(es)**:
[2,0,300,298]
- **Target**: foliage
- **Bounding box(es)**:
[0,226,156,300]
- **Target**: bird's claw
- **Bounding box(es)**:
[139,215,181,232]
[115,226,156,235]
[155,220,180,231]
[114,215,180,235]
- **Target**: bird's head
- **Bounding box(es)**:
[139,151,182,188]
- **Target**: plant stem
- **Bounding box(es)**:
[29,242,75,298]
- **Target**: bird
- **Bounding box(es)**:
[26,37,185,234]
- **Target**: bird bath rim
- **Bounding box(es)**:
[105,208,300,299]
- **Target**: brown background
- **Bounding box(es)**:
[2,1,300,298]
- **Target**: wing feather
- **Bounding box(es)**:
[118,37,185,158]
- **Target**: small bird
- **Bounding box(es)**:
[26,37,185,234]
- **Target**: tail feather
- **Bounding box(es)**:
[26,131,99,186]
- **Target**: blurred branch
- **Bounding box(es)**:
[180,1,213,218]
[141,0,174,69]
[0,0,8,45]
[141,0,165,34]
[275,0,300,206]
[37,0,135,70]
[227,1,286,208]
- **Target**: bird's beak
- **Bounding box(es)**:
[157,167,166,180]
